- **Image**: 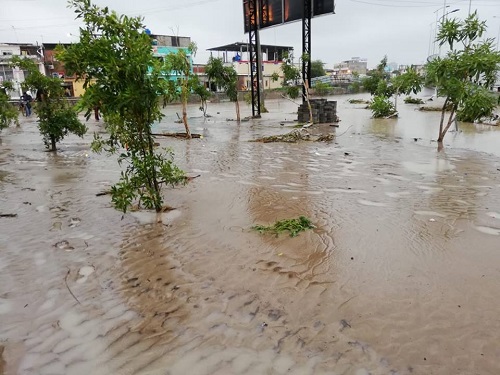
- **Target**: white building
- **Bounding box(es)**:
[0,43,44,98]
[207,42,294,91]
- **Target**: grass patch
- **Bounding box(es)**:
[404,96,424,104]
[348,99,370,104]
[252,216,315,237]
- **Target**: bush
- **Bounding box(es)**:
[313,82,332,97]
[369,96,396,118]
[0,95,19,131]
[348,81,362,93]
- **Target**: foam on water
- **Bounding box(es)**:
[357,199,386,207]
[473,225,500,235]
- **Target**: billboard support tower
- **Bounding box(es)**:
[302,0,312,103]
[248,0,261,117]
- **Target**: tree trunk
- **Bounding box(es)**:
[182,99,191,139]
[437,98,449,143]
[235,99,240,122]
[147,132,162,213]
[50,136,56,152]
[394,89,399,111]
[303,80,313,124]
[438,108,456,146]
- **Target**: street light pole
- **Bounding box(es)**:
[433,6,449,55]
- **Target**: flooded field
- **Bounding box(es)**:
[1,94,500,375]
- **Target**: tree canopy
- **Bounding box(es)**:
[10,56,86,150]
[59,0,185,213]
[205,56,240,121]
[311,59,326,78]
[426,12,500,143]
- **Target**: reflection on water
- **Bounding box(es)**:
[1,97,500,374]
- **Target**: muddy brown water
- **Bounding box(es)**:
[1,94,500,375]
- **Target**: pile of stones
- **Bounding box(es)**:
[297,99,338,124]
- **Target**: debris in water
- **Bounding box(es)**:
[76,265,95,284]
[251,129,334,143]
[0,213,17,218]
[252,216,315,237]
[340,319,352,331]
[64,268,81,305]
[69,218,81,228]
[54,240,74,251]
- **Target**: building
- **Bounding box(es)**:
[150,34,193,78]
[333,57,367,77]
[40,43,85,97]
[0,43,44,98]
[1,34,194,98]
[207,42,294,91]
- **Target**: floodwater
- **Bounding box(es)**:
[1,94,500,375]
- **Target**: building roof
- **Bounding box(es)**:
[42,43,73,50]
[207,42,293,55]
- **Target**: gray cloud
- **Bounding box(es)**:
[1,0,500,68]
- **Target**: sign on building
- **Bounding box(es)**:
[243,0,335,33]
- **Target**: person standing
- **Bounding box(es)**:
[21,91,33,116]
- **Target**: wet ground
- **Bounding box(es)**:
[1,93,500,375]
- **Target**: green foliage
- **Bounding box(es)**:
[9,56,85,150]
[252,216,315,237]
[37,100,86,149]
[205,56,240,120]
[190,75,210,116]
[362,56,423,117]
[279,55,302,100]
[163,43,197,136]
[369,96,396,118]
[426,12,500,140]
[456,85,497,122]
[404,96,424,104]
[271,72,279,82]
[313,81,331,97]
[348,81,362,94]
[243,92,252,105]
[0,82,19,131]
[286,85,300,99]
[59,0,185,213]
[392,67,423,96]
[110,149,185,213]
[362,56,390,96]
[311,59,326,78]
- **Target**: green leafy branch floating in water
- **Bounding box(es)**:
[252,216,315,237]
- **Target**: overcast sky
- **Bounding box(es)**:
[1,0,500,68]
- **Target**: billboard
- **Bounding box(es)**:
[243,0,335,33]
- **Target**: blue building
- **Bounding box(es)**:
[150,34,193,76]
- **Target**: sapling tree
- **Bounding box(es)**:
[59,0,185,213]
[10,57,86,150]
[205,56,241,121]
[190,75,211,117]
[164,42,198,138]
[279,53,313,123]
[391,67,423,111]
[426,12,500,144]
[0,81,19,131]
[363,56,423,118]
